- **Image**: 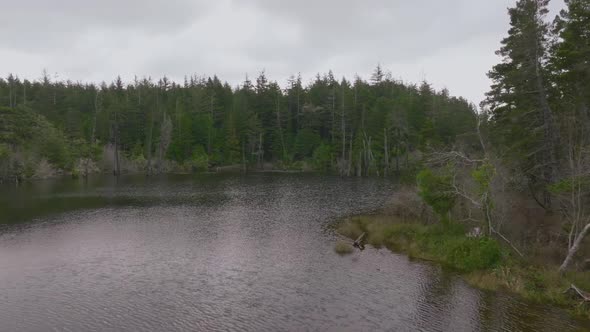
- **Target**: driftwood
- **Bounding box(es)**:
[564,284,590,305]
[353,232,366,250]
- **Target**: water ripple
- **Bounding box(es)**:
[0,174,587,331]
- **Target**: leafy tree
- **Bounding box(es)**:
[417,168,456,223]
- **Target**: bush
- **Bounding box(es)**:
[312,143,332,172]
[294,128,321,158]
[334,241,354,255]
[417,168,456,223]
[0,143,9,160]
[445,237,502,271]
[190,145,209,172]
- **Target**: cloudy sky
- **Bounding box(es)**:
[1,0,565,105]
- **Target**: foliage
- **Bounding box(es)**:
[0,143,8,160]
[416,168,456,223]
[337,217,502,272]
[0,67,477,179]
[190,145,209,172]
[482,0,558,210]
[334,241,354,255]
[548,176,590,194]
[472,162,495,195]
[294,128,321,159]
[312,143,332,172]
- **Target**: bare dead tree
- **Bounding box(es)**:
[146,89,157,176]
[555,113,590,272]
[80,87,101,180]
[384,127,389,176]
[257,133,263,169]
[427,111,524,257]
[157,112,173,173]
[348,130,353,177]
[275,92,286,161]
[339,85,347,177]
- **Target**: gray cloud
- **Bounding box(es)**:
[0,0,565,104]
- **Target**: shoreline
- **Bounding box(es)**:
[1,165,314,185]
[334,214,590,321]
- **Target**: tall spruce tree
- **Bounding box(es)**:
[483,0,558,211]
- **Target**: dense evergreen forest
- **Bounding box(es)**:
[0,0,589,271]
[0,66,476,179]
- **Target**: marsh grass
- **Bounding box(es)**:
[336,215,590,320]
[334,241,354,255]
[337,216,502,272]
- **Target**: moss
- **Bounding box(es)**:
[334,241,354,255]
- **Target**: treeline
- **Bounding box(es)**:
[0,67,477,180]
[417,0,590,272]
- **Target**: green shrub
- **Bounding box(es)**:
[334,241,354,255]
[312,143,332,172]
[288,160,307,171]
[0,143,9,160]
[417,168,456,223]
[446,237,502,272]
[338,217,502,273]
[190,145,209,172]
[294,128,321,158]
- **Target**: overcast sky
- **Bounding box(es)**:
[0,0,565,105]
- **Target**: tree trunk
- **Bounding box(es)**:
[242,141,247,173]
[405,142,410,168]
[91,90,99,144]
[113,124,120,177]
[348,132,353,177]
[258,133,263,169]
[157,112,172,173]
[276,94,286,160]
[341,94,346,162]
[85,91,92,174]
[357,150,362,177]
[560,223,590,272]
[296,85,300,129]
[534,37,558,212]
[395,128,400,173]
[146,95,156,176]
[8,81,13,108]
[331,87,335,146]
[384,127,389,177]
[208,95,214,155]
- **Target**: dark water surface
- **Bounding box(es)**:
[0,174,588,331]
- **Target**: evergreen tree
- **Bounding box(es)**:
[483,0,558,210]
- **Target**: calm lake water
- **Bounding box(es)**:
[0,173,588,331]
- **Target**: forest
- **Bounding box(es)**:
[0,0,589,273]
[0,66,476,179]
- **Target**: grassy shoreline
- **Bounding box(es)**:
[335,215,590,320]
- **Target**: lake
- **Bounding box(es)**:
[0,173,587,331]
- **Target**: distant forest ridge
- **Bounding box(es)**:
[0,66,477,178]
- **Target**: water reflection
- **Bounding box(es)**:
[0,174,587,331]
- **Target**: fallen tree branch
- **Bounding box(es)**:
[491,227,524,257]
[564,284,590,305]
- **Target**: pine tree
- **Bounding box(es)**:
[483,0,558,211]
